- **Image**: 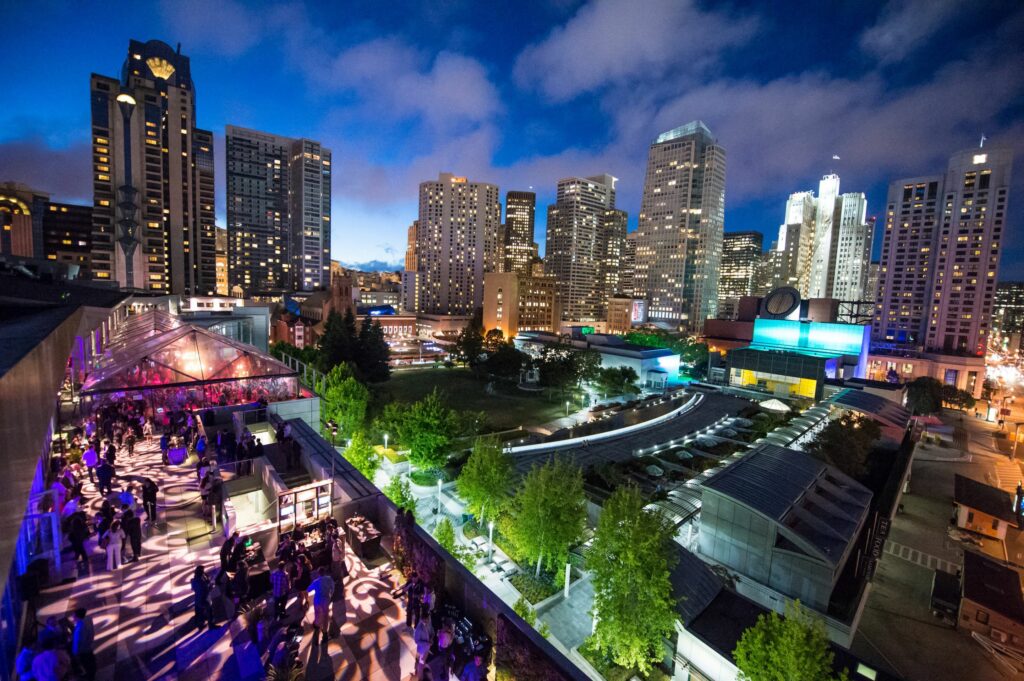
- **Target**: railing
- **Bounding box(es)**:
[272,352,323,395]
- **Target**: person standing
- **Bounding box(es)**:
[308,567,334,646]
[191,565,213,629]
[124,430,136,458]
[141,478,158,523]
[402,571,424,627]
[67,510,90,565]
[95,460,115,498]
[81,445,98,484]
[209,477,225,530]
[330,534,348,586]
[125,510,143,562]
[103,520,124,570]
[220,532,239,571]
[71,607,96,681]
[270,564,291,620]
[159,432,170,465]
[103,439,117,467]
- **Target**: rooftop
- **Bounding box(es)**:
[962,550,1024,622]
[654,120,714,144]
[701,444,872,566]
[670,546,723,626]
[829,388,912,430]
[954,474,1018,524]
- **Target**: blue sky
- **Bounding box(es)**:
[2,0,1023,274]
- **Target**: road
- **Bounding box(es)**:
[512,391,751,473]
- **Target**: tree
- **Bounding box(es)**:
[806,413,881,480]
[433,517,470,562]
[343,431,381,482]
[384,476,417,517]
[592,366,640,397]
[589,485,678,674]
[457,436,513,524]
[982,378,998,401]
[270,340,319,367]
[624,330,709,378]
[485,343,526,379]
[455,322,485,366]
[319,308,359,371]
[321,364,370,435]
[401,389,461,472]
[484,328,505,350]
[733,601,849,681]
[505,459,586,577]
[941,384,976,411]
[574,349,602,386]
[905,377,944,415]
[356,315,391,382]
[537,343,578,394]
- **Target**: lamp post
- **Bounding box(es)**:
[437,477,443,516]
[565,400,570,416]
[383,433,389,451]
[488,520,495,562]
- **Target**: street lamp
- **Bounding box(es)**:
[565,400,571,416]
[488,520,495,562]
[383,433,389,451]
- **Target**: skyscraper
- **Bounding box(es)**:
[502,191,536,275]
[90,39,216,294]
[873,146,1013,354]
[718,231,763,319]
[411,173,500,315]
[635,121,725,331]
[544,174,619,321]
[619,231,638,297]
[225,125,331,294]
[215,227,228,295]
[597,208,628,301]
[781,190,816,294]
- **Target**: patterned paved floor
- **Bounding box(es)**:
[37,436,417,680]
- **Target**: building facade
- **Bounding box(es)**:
[215,227,228,295]
[90,39,217,294]
[544,174,620,322]
[225,125,331,293]
[43,202,93,269]
[502,191,536,275]
[410,173,500,315]
[634,121,725,331]
[718,231,763,320]
[873,147,1013,355]
[482,270,563,338]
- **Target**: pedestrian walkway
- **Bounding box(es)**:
[35,433,417,679]
[884,539,961,574]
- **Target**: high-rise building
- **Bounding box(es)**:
[635,121,725,331]
[718,232,763,319]
[993,282,1024,338]
[620,231,638,297]
[404,221,419,272]
[215,227,228,295]
[544,174,620,321]
[598,208,628,301]
[865,261,880,306]
[225,125,331,293]
[43,202,93,269]
[873,146,1013,354]
[411,173,500,315]
[781,191,816,294]
[482,269,563,338]
[0,182,49,259]
[90,39,216,294]
[503,191,536,275]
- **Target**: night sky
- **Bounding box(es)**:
[2,1,1023,274]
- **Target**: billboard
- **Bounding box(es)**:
[752,318,868,356]
[631,299,647,324]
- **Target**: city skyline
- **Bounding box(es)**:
[1,1,1022,273]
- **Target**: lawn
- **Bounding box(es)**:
[378,367,566,431]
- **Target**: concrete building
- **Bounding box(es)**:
[43,201,93,269]
[994,282,1024,352]
[90,39,216,294]
[718,231,763,320]
[482,270,562,338]
[502,191,535,275]
[873,146,1013,355]
[606,296,647,334]
[544,174,620,321]
[409,173,500,315]
[699,444,872,614]
[0,183,94,270]
[781,190,816,295]
[215,227,228,295]
[635,121,725,331]
[225,125,331,293]
[619,230,637,297]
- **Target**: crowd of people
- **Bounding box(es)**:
[14,608,96,681]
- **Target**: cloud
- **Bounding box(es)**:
[337,259,403,272]
[859,0,962,64]
[157,0,265,57]
[514,0,757,102]
[0,138,91,203]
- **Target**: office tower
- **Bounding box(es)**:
[225,126,331,293]
[808,175,841,297]
[0,182,49,258]
[865,261,880,306]
[43,202,93,269]
[215,227,228,295]
[718,231,763,319]
[635,121,726,331]
[597,208,628,302]
[412,173,500,315]
[483,269,563,338]
[873,146,1013,355]
[544,174,619,321]
[404,221,419,272]
[90,39,216,293]
[620,231,637,296]
[502,191,536,274]
[832,211,875,302]
[994,283,1024,335]
[781,191,816,295]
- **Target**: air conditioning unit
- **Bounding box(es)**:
[991,628,1009,644]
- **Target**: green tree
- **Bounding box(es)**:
[455,322,485,366]
[319,308,359,371]
[592,366,640,397]
[456,436,513,523]
[574,349,602,386]
[505,459,586,577]
[941,384,977,411]
[432,517,470,562]
[356,315,391,382]
[734,601,849,681]
[485,343,526,379]
[270,340,319,367]
[538,343,577,394]
[484,328,505,350]
[402,389,461,472]
[343,431,381,482]
[806,413,881,481]
[905,376,944,415]
[321,364,370,435]
[384,476,417,517]
[589,485,678,674]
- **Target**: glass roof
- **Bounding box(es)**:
[100,309,182,365]
[82,323,296,394]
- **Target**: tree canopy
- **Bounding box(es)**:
[806,412,881,481]
[343,430,381,482]
[321,363,370,436]
[375,389,463,471]
[318,308,390,381]
[270,340,319,367]
[384,476,417,517]
[941,383,976,411]
[504,459,586,577]
[589,485,678,674]
[905,376,944,415]
[485,343,526,379]
[537,342,601,393]
[454,313,486,367]
[592,366,640,397]
[456,436,513,523]
[624,330,708,377]
[734,601,849,681]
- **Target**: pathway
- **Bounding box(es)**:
[36,435,417,680]
[883,539,961,574]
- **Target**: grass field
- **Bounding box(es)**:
[376,367,566,432]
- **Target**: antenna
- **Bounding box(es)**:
[980,134,987,148]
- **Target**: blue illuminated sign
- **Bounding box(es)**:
[752,319,867,356]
